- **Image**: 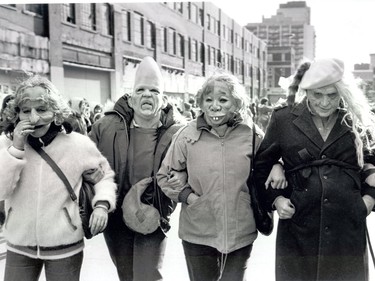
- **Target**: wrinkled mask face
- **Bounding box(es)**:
[18,86,54,138]
[306,85,340,118]
[201,81,237,128]
[80,100,91,119]
[129,82,166,120]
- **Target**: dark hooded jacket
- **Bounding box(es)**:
[89,95,184,232]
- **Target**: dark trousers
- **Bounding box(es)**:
[4,250,83,281]
[182,240,253,281]
[104,211,167,281]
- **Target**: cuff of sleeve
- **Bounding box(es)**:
[8,145,25,159]
[362,183,375,199]
[178,186,194,204]
[95,200,110,210]
[362,168,375,182]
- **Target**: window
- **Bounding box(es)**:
[206,14,210,30]
[25,4,43,16]
[273,53,282,61]
[146,21,155,49]
[62,3,75,24]
[189,3,197,23]
[200,43,205,63]
[177,34,184,57]
[81,3,96,30]
[191,39,197,61]
[235,34,242,48]
[199,8,204,26]
[134,12,144,46]
[101,4,112,35]
[210,17,215,33]
[122,10,131,41]
[176,2,183,13]
[163,27,168,52]
[210,47,215,66]
[168,28,176,55]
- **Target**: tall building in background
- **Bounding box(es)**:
[0,2,267,107]
[352,54,375,103]
[245,1,315,100]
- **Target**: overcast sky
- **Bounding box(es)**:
[213,0,375,70]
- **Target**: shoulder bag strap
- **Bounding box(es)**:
[251,122,256,174]
[30,143,77,202]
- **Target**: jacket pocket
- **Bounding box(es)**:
[237,191,255,235]
[63,207,78,232]
[182,196,217,239]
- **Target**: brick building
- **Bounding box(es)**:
[0,2,267,107]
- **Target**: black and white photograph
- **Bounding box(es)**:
[0,0,375,280]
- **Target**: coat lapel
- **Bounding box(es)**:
[292,103,324,148]
[322,110,351,151]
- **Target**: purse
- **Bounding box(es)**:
[248,123,274,236]
[30,143,97,239]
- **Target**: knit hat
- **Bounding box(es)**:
[299,58,344,90]
[134,56,164,92]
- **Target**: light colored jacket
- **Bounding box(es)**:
[0,132,117,259]
[157,118,259,254]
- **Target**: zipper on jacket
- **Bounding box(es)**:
[220,138,229,253]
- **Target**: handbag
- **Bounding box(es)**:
[248,122,274,236]
[30,143,97,239]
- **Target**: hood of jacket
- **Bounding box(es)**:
[109,94,184,128]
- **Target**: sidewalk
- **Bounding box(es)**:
[0,208,374,280]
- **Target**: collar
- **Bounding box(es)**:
[27,123,61,148]
[196,112,243,131]
[130,119,163,129]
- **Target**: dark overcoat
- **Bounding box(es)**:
[254,102,375,281]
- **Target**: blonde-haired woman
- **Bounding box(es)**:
[0,75,117,281]
[254,58,375,281]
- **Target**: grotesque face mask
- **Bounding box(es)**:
[129,57,166,121]
[306,85,340,118]
[18,86,54,138]
[201,80,237,128]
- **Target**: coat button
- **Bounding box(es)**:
[324,198,329,203]
[325,226,329,232]
[321,155,327,159]
[323,175,328,180]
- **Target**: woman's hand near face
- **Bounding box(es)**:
[274,196,295,219]
[265,163,288,189]
[13,120,35,150]
[89,207,108,235]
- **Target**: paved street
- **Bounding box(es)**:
[0,206,375,280]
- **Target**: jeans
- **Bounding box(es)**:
[182,240,253,281]
[4,250,83,281]
[104,210,167,281]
